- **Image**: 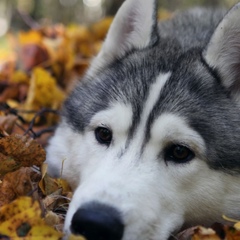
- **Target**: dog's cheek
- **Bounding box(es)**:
[46,132,67,178]
[46,122,83,187]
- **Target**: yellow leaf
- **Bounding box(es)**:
[234,222,240,230]
[11,70,29,84]
[68,234,87,240]
[0,196,35,222]
[27,67,64,107]
[90,17,113,41]
[67,24,92,42]
[23,67,65,121]
[0,197,62,239]
[28,225,62,239]
[19,30,43,45]
[55,178,72,195]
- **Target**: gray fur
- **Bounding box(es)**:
[46,2,240,239]
[159,8,226,50]
[63,6,240,174]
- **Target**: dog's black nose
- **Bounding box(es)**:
[70,202,124,240]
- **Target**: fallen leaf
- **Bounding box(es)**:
[44,211,61,227]
[0,152,21,176]
[235,222,240,230]
[0,196,62,239]
[90,17,113,41]
[192,226,220,240]
[18,30,43,45]
[22,67,65,122]
[0,196,37,222]
[191,223,240,240]
[68,234,87,240]
[0,114,18,135]
[0,167,33,207]
[39,163,59,195]
[0,135,46,176]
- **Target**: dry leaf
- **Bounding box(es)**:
[44,211,61,227]
[42,188,63,210]
[0,135,46,176]
[235,222,240,230]
[0,196,62,239]
[0,196,37,222]
[0,114,18,135]
[192,223,240,240]
[0,152,21,176]
[68,234,87,240]
[192,226,220,240]
[22,67,65,122]
[11,70,29,84]
[39,163,59,195]
[0,167,33,207]
[18,30,43,45]
[90,17,113,41]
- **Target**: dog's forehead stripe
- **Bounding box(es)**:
[127,72,171,151]
[140,73,171,126]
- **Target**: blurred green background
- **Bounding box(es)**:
[0,0,238,37]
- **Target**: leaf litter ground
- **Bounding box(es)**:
[0,10,239,240]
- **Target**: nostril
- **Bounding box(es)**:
[70,201,124,240]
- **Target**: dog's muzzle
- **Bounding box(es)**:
[70,201,124,240]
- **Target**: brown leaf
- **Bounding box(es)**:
[0,135,46,176]
[44,210,61,227]
[0,167,33,207]
[0,134,46,165]
[39,163,59,195]
[191,224,240,240]
[20,44,49,71]
[192,226,220,240]
[0,152,21,176]
[0,83,19,102]
[175,227,198,240]
[0,114,18,135]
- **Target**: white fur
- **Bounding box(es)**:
[204,3,240,97]
[87,0,156,77]
[46,1,240,239]
[52,110,240,240]
[129,73,171,152]
[140,73,171,129]
[46,69,240,239]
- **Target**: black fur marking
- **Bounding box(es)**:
[63,7,240,173]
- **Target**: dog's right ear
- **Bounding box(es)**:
[87,0,159,77]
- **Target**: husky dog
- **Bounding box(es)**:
[46,0,240,239]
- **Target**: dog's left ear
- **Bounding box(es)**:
[87,0,158,77]
[204,3,240,100]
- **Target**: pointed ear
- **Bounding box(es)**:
[204,3,240,99]
[87,0,159,77]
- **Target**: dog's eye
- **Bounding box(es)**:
[164,144,195,163]
[95,127,112,145]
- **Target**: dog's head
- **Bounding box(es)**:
[46,1,240,239]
